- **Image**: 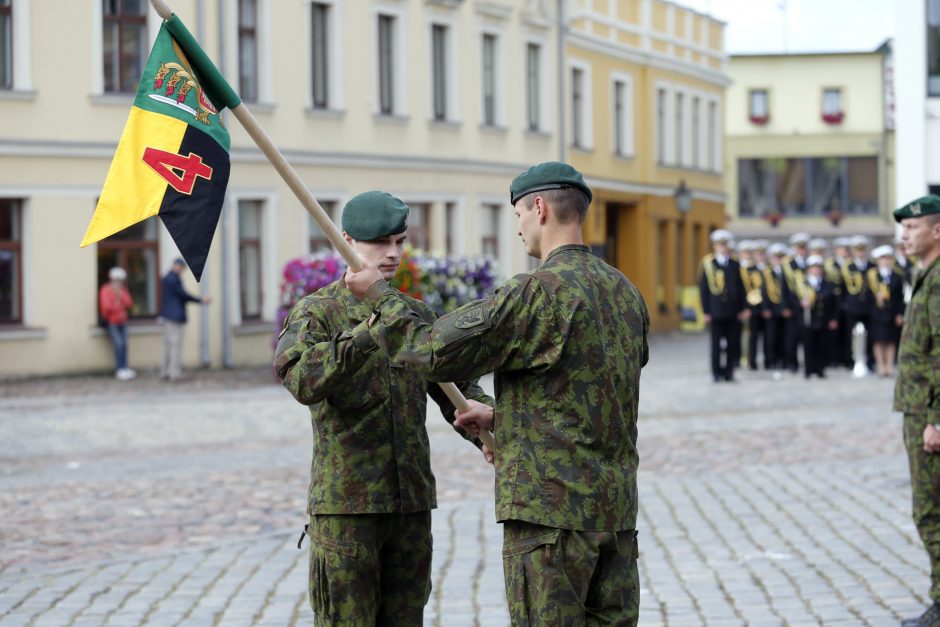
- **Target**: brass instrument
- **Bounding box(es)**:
[741,265,763,306]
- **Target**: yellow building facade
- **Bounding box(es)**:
[565,0,728,331]
[725,48,895,240]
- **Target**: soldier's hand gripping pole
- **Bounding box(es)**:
[148,0,497,454]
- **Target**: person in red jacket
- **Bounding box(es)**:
[98,267,136,380]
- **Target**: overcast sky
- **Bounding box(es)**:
[680,0,894,54]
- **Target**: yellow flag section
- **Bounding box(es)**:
[81,107,188,247]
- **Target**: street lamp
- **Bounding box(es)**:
[675,179,692,215]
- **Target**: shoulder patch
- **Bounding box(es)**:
[454,304,485,329]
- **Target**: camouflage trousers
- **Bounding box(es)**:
[904,414,940,602]
[502,520,639,626]
[306,511,432,626]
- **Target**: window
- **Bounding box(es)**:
[657,88,667,164]
[445,202,457,254]
[737,156,879,217]
[822,88,843,124]
[238,200,263,320]
[407,203,430,251]
[102,0,148,94]
[311,2,330,109]
[378,14,396,115]
[0,0,11,90]
[572,67,584,147]
[707,100,717,171]
[308,201,338,253]
[0,199,22,323]
[675,92,685,166]
[748,89,769,124]
[238,0,258,103]
[612,79,633,157]
[480,204,500,257]
[431,24,448,121]
[692,96,701,169]
[929,0,940,95]
[97,219,160,318]
[526,43,541,131]
[482,34,497,126]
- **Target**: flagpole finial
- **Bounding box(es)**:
[150,0,173,20]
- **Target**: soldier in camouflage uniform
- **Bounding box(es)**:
[345,162,651,626]
[894,196,940,627]
[274,191,494,626]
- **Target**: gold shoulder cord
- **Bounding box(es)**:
[867,267,889,306]
[841,263,864,296]
[702,255,725,296]
[798,279,816,308]
[783,261,804,292]
[763,267,782,305]
[824,258,841,284]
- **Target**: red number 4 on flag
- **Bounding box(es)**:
[142,147,214,195]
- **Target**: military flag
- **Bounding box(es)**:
[81,15,241,281]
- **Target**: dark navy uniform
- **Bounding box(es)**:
[699,254,747,381]
[798,274,838,378]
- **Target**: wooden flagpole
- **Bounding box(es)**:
[149,0,496,453]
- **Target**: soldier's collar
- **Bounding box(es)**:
[544,243,590,263]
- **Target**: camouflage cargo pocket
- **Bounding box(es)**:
[502,524,561,627]
[308,533,359,621]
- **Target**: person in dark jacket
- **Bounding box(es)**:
[868,245,906,378]
[159,258,211,381]
[699,229,749,382]
[761,243,798,380]
[797,255,838,379]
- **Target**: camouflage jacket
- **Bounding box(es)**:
[895,258,940,421]
[357,244,651,531]
[274,279,493,516]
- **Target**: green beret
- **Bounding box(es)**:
[510,161,593,205]
[894,195,940,223]
[341,191,409,240]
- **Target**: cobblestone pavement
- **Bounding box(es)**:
[0,332,928,626]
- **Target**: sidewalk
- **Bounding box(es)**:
[0,332,926,626]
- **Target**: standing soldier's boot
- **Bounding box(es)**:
[901,602,940,627]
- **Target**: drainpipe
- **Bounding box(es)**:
[219,0,233,368]
[557,0,566,163]
[197,0,211,367]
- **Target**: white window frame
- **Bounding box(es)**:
[749,88,769,118]
[91,0,159,96]
[308,0,343,111]
[655,81,674,166]
[479,26,506,127]
[523,38,548,133]
[477,195,512,272]
[428,16,458,122]
[1,0,31,92]
[305,192,345,254]
[569,58,593,150]
[227,190,277,325]
[707,96,722,173]
[374,6,407,117]
[822,87,842,115]
[675,88,687,168]
[444,200,463,255]
[234,0,272,104]
[610,72,634,158]
[691,93,702,170]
